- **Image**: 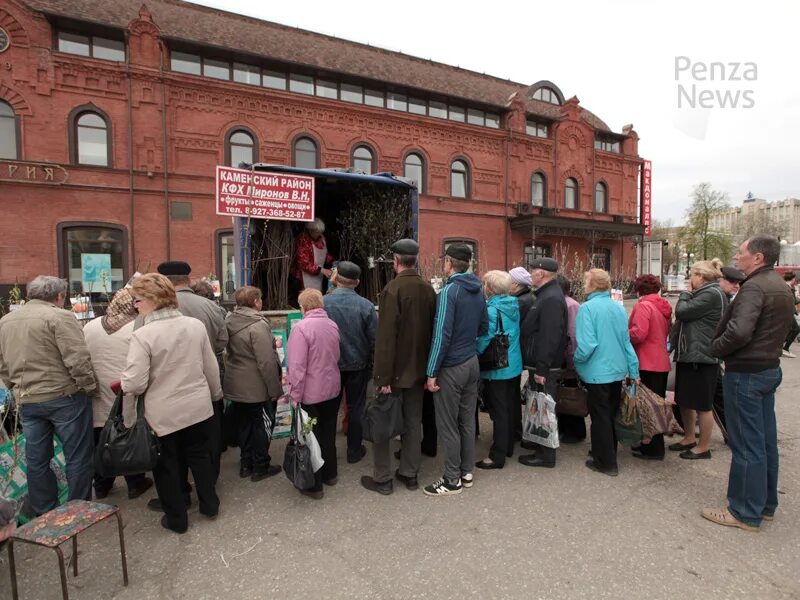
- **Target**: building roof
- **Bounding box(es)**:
[24,0,614,132]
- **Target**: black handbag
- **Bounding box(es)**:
[363,392,403,444]
[94,391,160,478]
[282,408,315,491]
[478,312,510,371]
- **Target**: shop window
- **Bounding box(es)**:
[293,136,318,169]
[532,87,561,104]
[403,153,424,193]
[523,243,552,269]
[531,172,546,207]
[352,145,375,173]
[595,181,608,213]
[57,31,125,61]
[59,224,127,297]
[226,129,257,167]
[564,177,579,210]
[217,230,236,302]
[451,159,469,198]
[70,108,111,167]
[0,101,18,160]
[443,239,478,273]
[591,248,612,271]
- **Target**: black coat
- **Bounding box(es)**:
[512,286,534,324]
[520,278,568,378]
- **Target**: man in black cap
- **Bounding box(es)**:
[362,239,437,495]
[422,243,488,496]
[324,261,377,465]
[720,266,746,299]
[146,261,228,512]
[519,257,568,468]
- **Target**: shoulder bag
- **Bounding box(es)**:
[478,312,510,371]
[94,391,160,478]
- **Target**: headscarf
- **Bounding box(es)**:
[508,266,532,288]
[101,287,138,334]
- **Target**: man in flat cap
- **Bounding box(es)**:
[146,261,228,511]
[719,266,746,300]
[362,239,436,495]
[519,257,568,468]
[324,261,377,465]
[421,243,488,496]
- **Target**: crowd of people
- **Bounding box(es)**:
[0,234,793,534]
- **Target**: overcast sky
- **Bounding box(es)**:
[192,0,800,223]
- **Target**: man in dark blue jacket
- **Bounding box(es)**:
[324,261,377,464]
[423,244,488,496]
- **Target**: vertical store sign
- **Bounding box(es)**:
[641,160,652,236]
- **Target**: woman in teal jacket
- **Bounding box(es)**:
[574,269,640,476]
[476,270,523,468]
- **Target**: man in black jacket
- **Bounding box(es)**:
[703,235,794,532]
[518,258,568,468]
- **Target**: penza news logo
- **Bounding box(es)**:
[675,56,756,109]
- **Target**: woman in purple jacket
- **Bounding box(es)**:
[286,288,341,499]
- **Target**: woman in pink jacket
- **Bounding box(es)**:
[286,288,341,499]
[627,275,672,460]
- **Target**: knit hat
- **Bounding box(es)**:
[508,267,532,287]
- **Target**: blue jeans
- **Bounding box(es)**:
[20,393,94,516]
[723,368,781,526]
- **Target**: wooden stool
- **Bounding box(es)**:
[7,500,128,600]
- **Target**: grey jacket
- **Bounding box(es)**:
[674,281,728,364]
[223,306,283,403]
[175,287,228,356]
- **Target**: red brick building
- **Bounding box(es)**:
[0,0,646,303]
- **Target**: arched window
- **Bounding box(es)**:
[564,178,578,210]
[531,172,546,207]
[293,136,318,169]
[404,152,424,193]
[352,145,374,173]
[451,159,469,198]
[226,129,257,167]
[72,110,111,166]
[0,101,18,160]
[532,87,561,104]
[594,181,608,213]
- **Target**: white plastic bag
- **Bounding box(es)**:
[296,407,325,473]
[522,383,560,449]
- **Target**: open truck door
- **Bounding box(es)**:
[219,165,418,309]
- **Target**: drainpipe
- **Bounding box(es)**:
[504,120,511,269]
[159,40,171,260]
[125,32,136,272]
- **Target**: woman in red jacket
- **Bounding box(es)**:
[628,275,673,460]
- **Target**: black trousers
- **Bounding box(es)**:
[92,427,147,494]
[421,388,437,456]
[784,316,800,351]
[235,401,273,471]
[483,376,520,465]
[153,417,219,532]
[637,371,668,457]
[711,368,727,440]
[586,381,623,471]
[303,397,341,492]
[337,368,369,456]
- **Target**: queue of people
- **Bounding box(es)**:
[0,235,793,534]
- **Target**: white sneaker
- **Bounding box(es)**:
[782,350,796,358]
[461,473,474,488]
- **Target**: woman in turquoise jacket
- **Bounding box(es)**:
[475,270,523,469]
[574,269,640,476]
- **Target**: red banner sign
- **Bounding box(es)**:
[641,160,652,236]
[215,166,315,221]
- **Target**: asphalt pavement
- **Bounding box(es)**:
[1,355,799,599]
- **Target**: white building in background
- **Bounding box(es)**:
[709,196,800,243]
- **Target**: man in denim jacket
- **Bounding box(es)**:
[324,261,377,464]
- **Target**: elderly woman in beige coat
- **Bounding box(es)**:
[224,285,283,482]
[121,273,222,534]
[83,287,153,500]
